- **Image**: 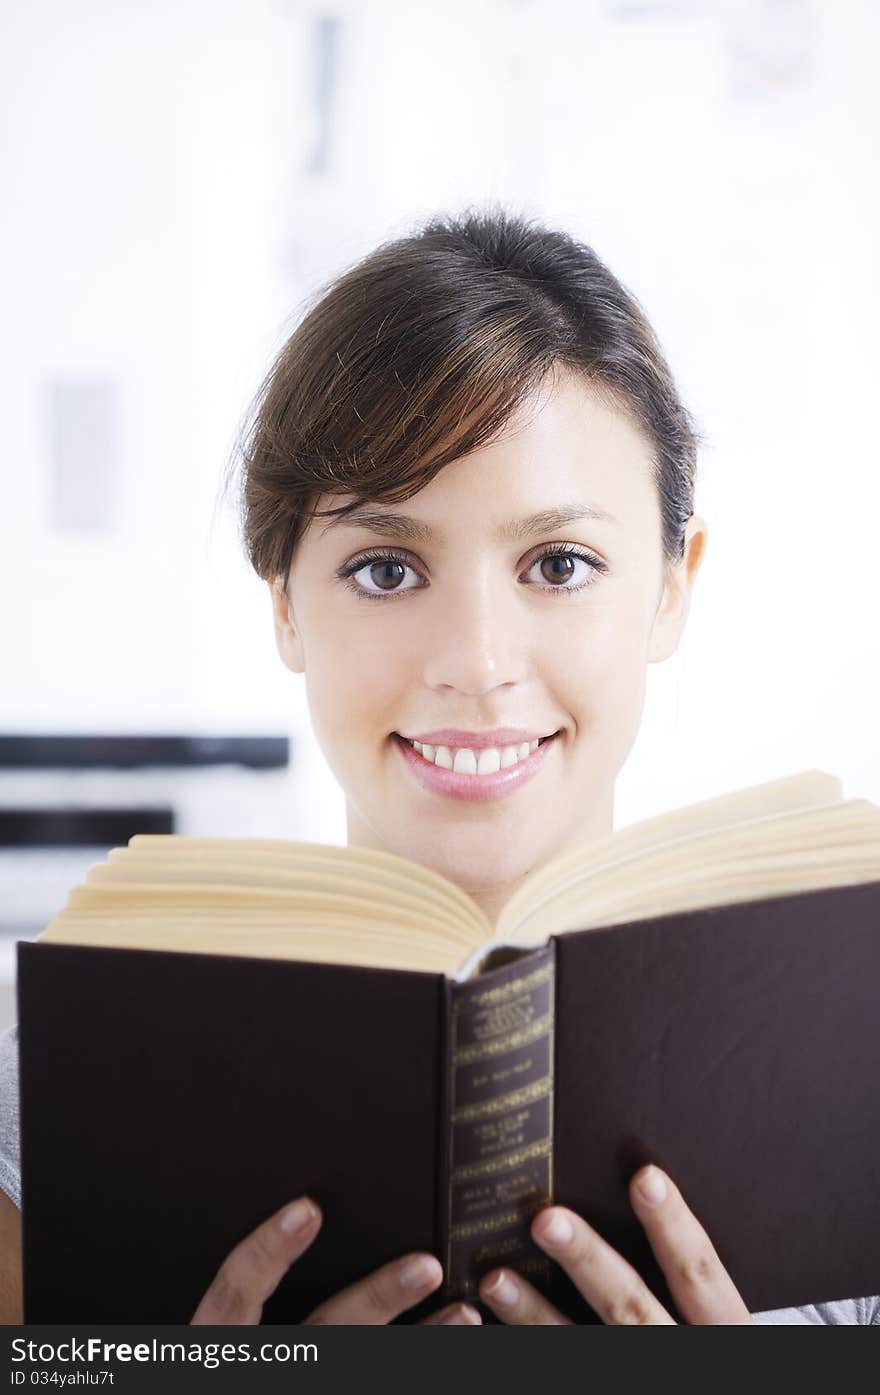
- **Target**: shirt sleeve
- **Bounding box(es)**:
[751,1295,878,1324]
[0,1023,21,1211]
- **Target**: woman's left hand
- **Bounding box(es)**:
[478,1165,753,1325]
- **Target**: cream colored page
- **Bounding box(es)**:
[61,880,477,945]
[39,911,459,974]
[127,833,484,929]
[497,769,844,938]
[87,856,474,939]
[510,799,880,943]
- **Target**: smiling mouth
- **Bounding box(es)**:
[393,730,560,777]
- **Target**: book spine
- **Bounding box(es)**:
[438,942,556,1307]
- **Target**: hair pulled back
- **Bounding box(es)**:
[228,205,701,582]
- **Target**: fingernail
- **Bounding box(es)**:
[280,1197,318,1234]
[535,1210,574,1245]
[482,1270,519,1307]
[636,1166,667,1206]
[438,1304,481,1324]
[400,1255,442,1292]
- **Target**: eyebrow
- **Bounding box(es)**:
[320,501,619,545]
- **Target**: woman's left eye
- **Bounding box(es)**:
[524,545,607,593]
[336,545,607,602]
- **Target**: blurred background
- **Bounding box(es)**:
[1,0,878,1029]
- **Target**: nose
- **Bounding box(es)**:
[420,572,529,697]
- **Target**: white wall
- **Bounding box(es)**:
[1,0,877,845]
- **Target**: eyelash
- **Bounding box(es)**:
[335,543,609,603]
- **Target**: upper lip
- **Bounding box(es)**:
[396,728,559,749]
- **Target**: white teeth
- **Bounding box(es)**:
[476,747,501,775]
[405,736,552,776]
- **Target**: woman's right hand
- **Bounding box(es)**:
[190,1195,481,1326]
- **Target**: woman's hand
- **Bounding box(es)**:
[478,1165,753,1325]
[189,1195,480,1326]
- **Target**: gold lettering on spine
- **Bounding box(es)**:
[445,944,556,1300]
[452,1014,553,1065]
[459,960,554,1009]
[451,1137,552,1184]
[451,1074,552,1124]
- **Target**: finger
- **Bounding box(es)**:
[478,1268,572,1325]
[531,1206,676,1325]
[191,1196,322,1325]
[420,1302,483,1325]
[628,1166,752,1325]
[305,1252,444,1325]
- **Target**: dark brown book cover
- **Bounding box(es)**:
[17,878,880,1323]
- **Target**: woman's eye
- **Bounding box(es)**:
[341,554,424,599]
[524,549,600,590]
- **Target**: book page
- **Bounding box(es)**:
[496,769,844,938]
[507,799,880,944]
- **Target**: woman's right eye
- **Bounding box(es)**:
[337,551,425,601]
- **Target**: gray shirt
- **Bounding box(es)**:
[0,1023,876,1324]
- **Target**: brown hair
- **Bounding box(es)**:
[225,205,703,583]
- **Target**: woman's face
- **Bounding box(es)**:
[270,368,706,917]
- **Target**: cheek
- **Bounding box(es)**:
[302,619,410,755]
[557,602,652,734]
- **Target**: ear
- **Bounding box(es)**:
[647,514,708,663]
[268,576,305,674]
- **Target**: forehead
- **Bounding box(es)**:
[310,371,658,546]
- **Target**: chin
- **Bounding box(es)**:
[404,820,555,897]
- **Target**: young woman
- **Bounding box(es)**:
[0,209,876,1325]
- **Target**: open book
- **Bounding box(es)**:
[36,767,880,976]
[17,770,880,1323]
